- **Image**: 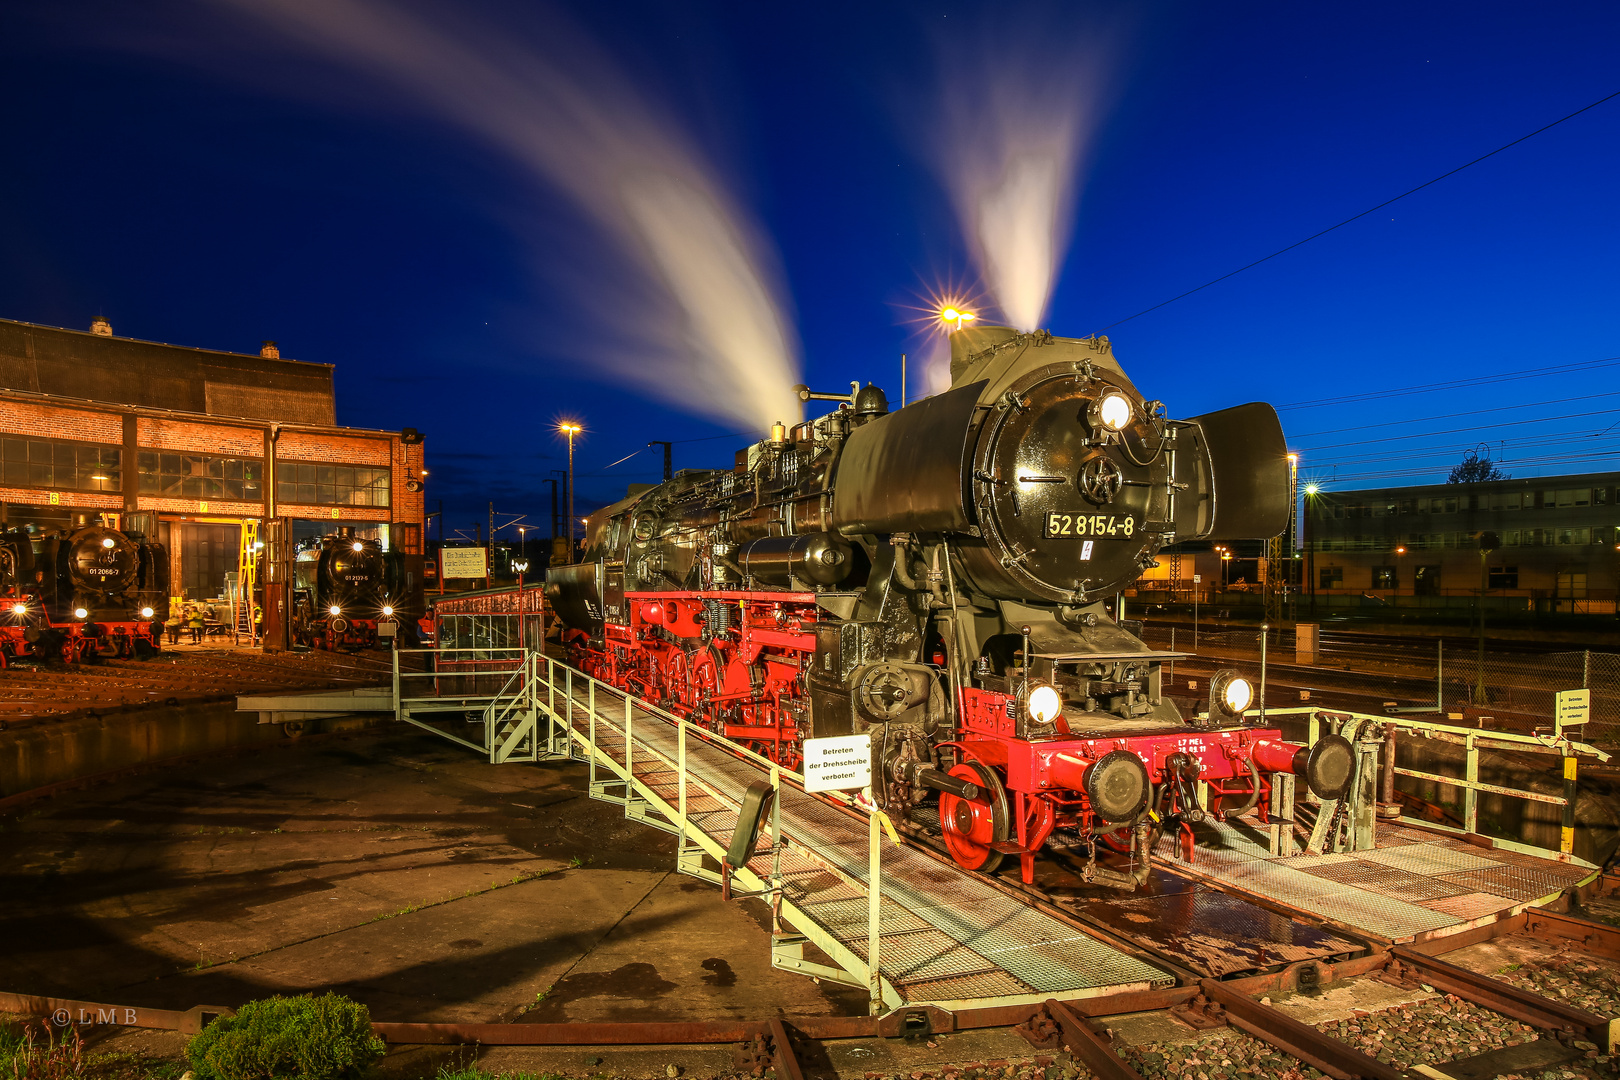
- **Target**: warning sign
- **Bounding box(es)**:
[802,734,872,793]
[440,547,489,579]
[1556,688,1591,729]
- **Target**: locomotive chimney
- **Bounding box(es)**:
[260,341,280,359]
[90,316,112,336]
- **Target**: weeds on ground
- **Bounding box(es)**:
[1,1023,89,1080]
[2,1019,85,1078]
[434,1067,566,1080]
[2,1019,183,1080]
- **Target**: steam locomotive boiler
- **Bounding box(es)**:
[292,532,409,650]
[0,520,169,664]
[547,327,1352,885]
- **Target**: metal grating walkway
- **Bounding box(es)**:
[532,660,1173,1010]
[1160,815,1597,943]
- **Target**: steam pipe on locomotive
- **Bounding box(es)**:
[547,326,1351,886]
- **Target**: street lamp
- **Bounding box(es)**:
[558,422,582,558]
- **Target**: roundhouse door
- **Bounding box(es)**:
[180,523,240,600]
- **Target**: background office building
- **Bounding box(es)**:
[1302,473,1620,614]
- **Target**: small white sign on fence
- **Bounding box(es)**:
[1193,575,1201,584]
[802,734,872,793]
[1556,688,1591,729]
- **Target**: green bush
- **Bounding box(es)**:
[185,993,385,1080]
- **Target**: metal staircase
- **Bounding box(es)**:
[232,520,261,645]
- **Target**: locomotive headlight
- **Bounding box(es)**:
[101,537,116,548]
[381,605,394,617]
[140,606,154,618]
[74,607,88,619]
[351,542,364,552]
[1209,669,1254,720]
[10,603,25,616]
[1094,391,1133,432]
[1027,684,1063,725]
[329,605,342,616]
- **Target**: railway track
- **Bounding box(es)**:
[5,903,1616,1079]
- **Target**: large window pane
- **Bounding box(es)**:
[271,460,390,508]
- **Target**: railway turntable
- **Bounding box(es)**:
[392,646,1612,1015]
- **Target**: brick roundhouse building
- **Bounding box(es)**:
[0,316,426,625]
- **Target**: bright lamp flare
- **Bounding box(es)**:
[140,606,154,618]
[101,537,116,548]
[10,603,25,616]
[351,542,364,553]
[382,605,394,617]
[1098,392,1132,432]
[1027,684,1063,724]
[74,607,88,619]
[1304,483,1320,495]
[1222,677,1254,715]
[328,605,342,616]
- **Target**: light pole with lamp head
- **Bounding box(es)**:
[558,422,582,560]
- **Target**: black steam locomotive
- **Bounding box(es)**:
[291,532,411,650]
[0,517,168,665]
[547,327,1349,885]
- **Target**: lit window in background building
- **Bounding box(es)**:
[1,438,122,493]
[137,451,261,500]
[275,462,391,507]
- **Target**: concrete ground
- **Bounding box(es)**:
[5,720,1617,1079]
[0,723,865,1026]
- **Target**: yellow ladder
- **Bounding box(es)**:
[234,520,261,644]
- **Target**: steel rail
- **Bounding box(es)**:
[1196,978,1407,1080]
[1041,999,1145,1080]
[1388,945,1611,1044]
[1523,906,1620,962]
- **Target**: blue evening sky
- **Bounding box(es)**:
[2,2,1617,539]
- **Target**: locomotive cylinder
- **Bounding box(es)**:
[738,533,854,588]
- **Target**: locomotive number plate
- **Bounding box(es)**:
[1044,512,1135,539]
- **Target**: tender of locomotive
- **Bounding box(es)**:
[291,531,409,650]
[0,517,168,664]
[547,326,1350,885]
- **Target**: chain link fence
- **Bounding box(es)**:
[1137,623,1620,746]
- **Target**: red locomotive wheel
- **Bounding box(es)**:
[938,761,1011,874]
[688,647,724,727]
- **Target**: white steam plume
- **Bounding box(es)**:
[220,0,801,429]
[931,32,1107,331]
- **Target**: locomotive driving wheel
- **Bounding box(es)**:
[687,645,723,728]
[938,761,1011,874]
[659,648,690,711]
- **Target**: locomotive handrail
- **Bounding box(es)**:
[527,653,900,1013]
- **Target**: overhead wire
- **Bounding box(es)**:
[1093,90,1620,334]
[1291,386,1620,439]
[1297,409,1618,454]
